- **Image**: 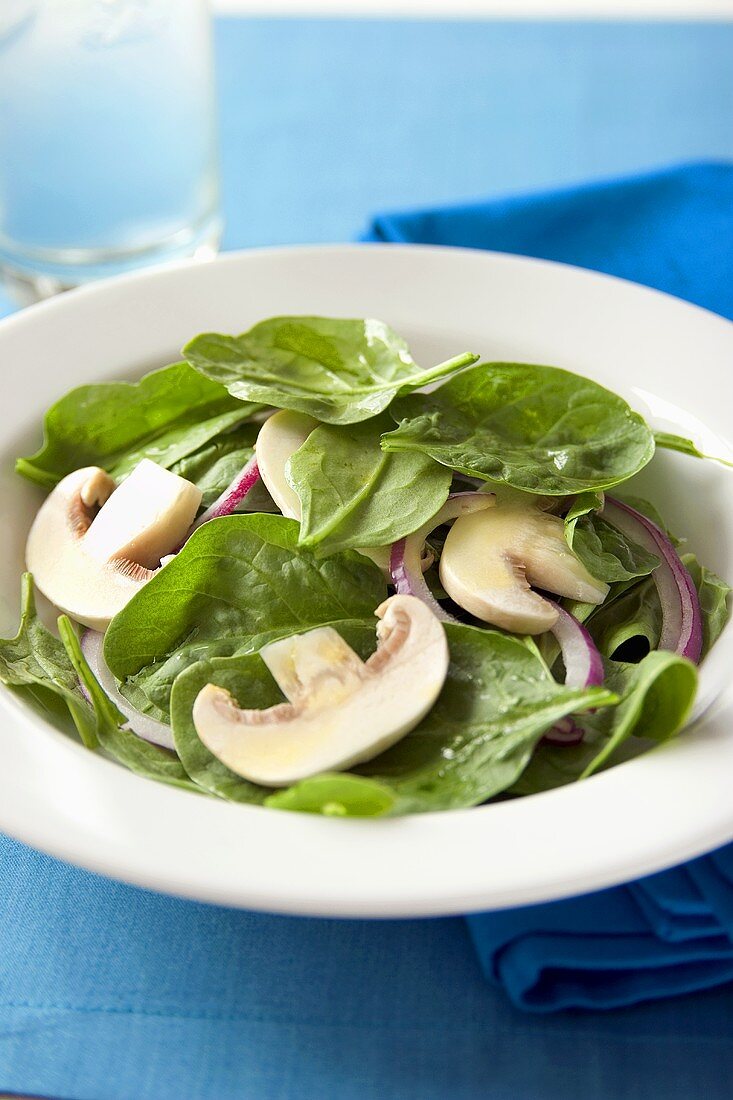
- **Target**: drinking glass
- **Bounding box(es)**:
[0,0,221,301]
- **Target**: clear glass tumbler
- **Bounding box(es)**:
[0,0,221,301]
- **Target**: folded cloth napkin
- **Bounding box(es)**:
[365,160,733,1012]
[365,160,733,319]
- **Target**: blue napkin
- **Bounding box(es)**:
[365,160,733,1012]
[366,161,733,319]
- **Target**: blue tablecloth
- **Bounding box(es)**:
[2,17,733,1100]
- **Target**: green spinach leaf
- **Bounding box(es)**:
[0,576,201,792]
[171,620,613,815]
[564,490,604,546]
[586,576,661,658]
[653,431,733,468]
[266,774,396,817]
[58,618,197,792]
[16,362,260,488]
[577,548,729,662]
[170,423,259,508]
[287,413,452,555]
[514,651,697,794]
[571,514,660,584]
[184,316,478,426]
[0,574,97,747]
[104,514,387,718]
[382,362,654,494]
[358,624,614,812]
[614,494,670,534]
[682,553,731,657]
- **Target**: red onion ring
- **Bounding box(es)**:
[189,455,260,534]
[390,492,495,622]
[548,601,605,688]
[543,602,604,747]
[80,631,174,750]
[544,716,585,746]
[603,496,702,663]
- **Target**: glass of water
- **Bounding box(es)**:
[0,0,221,301]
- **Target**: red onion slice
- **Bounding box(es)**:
[544,716,585,746]
[189,455,260,534]
[80,631,175,750]
[548,601,605,688]
[390,492,495,622]
[543,602,604,747]
[603,496,702,663]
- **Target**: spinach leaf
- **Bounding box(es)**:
[170,620,379,804]
[184,316,478,426]
[0,576,200,794]
[171,620,613,815]
[0,574,97,747]
[58,618,197,792]
[357,624,614,812]
[653,431,733,469]
[577,548,729,663]
[266,774,396,817]
[514,651,697,794]
[682,554,731,657]
[614,494,670,534]
[564,490,604,546]
[104,514,387,718]
[586,577,661,658]
[16,362,260,488]
[170,423,259,508]
[382,362,654,495]
[287,413,452,555]
[571,514,660,584]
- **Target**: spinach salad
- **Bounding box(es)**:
[2,316,730,817]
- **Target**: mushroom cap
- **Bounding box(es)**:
[254,409,318,519]
[26,461,202,631]
[192,594,449,786]
[254,409,396,574]
[439,503,609,634]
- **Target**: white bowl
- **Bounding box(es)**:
[1,244,732,917]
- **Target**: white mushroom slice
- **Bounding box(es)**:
[439,503,609,634]
[82,459,202,569]
[254,409,415,575]
[26,460,202,631]
[192,593,449,786]
[255,409,318,519]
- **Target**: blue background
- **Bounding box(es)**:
[215,18,733,247]
[2,17,733,1100]
[2,18,732,316]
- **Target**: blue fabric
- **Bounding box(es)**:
[4,843,733,1100]
[3,16,733,1100]
[365,161,733,319]
[365,159,733,1014]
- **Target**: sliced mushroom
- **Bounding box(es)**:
[255,409,420,574]
[439,501,609,634]
[255,409,318,519]
[26,459,202,630]
[192,593,449,786]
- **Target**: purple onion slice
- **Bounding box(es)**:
[547,601,605,688]
[189,455,260,534]
[543,602,604,747]
[389,492,495,622]
[544,716,586,746]
[80,630,175,750]
[603,496,702,663]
